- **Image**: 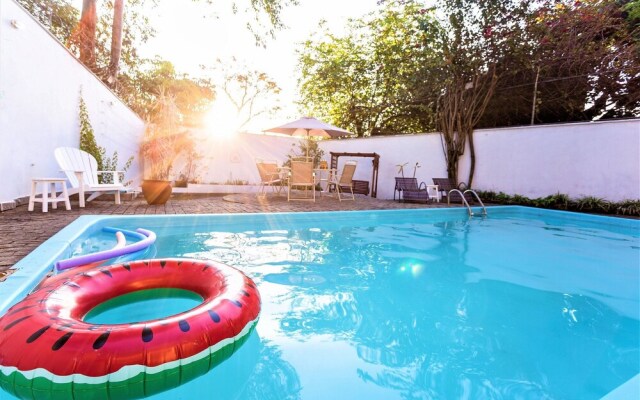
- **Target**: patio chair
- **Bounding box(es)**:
[256,160,284,197]
[328,160,357,201]
[54,147,124,206]
[287,160,316,202]
[394,177,430,203]
[432,178,473,203]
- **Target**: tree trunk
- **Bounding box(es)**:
[466,127,475,187]
[79,0,97,69]
[108,0,125,89]
[446,150,458,184]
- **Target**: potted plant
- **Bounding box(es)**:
[140,93,186,205]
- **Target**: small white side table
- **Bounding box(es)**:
[426,184,441,202]
[28,178,71,212]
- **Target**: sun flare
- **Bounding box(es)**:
[204,101,240,138]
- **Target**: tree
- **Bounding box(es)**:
[427,0,531,186]
[212,58,282,132]
[298,0,440,137]
[479,0,640,126]
[19,0,296,118]
[129,59,215,123]
[77,0,97,68]
[16,0,78,41]
[107,0,124,89]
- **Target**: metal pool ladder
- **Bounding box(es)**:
[447,189,487,216]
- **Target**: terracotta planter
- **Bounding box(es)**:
[141,180,172,205]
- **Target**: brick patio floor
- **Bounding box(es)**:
[0,193,463,279]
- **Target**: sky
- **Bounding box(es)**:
[72,0,381,134]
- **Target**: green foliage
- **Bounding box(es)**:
[192,0,299,46]
[616,200,640,216]
[223,179,249,186]
[298,0,440,136]
[210,58,282,132]
[141,93,192,180]
[575,196,612,213]
[476,191,639,217]
[101,151,134,186]
[19,0,289,120]
[78,96,103,169]
[16,0,78,42]
[127,59,215,123]
[78,95,133,185]
[284,139,325,168]
[480,0,640,126]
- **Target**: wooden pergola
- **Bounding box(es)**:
[330,152,380,198]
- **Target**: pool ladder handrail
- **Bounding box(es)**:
[447,189,487,216]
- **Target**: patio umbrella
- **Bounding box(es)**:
[264,117,352,157]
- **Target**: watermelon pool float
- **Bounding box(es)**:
[0,258,261,400]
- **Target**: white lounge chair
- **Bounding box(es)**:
[54,147,124,207]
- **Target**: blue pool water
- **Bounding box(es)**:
[0,207,638,399]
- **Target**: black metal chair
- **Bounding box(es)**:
[394,177,430,203]
[432,178,473,203]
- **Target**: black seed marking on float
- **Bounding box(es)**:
[8,305,36,316]
[4,316,31,331]
[231,300,242,308]
[177,261,183,266]
[100,269,113,278]
[142,326,153,342]
[241,290,250,297]
[64,282,81,289]
[208,310,221,323]
[123,264,131,271]
[202,266,209,271]
[27,325,51,343]
[160,261,167,268]
[88,326,100,331]
[93,331,111,350]
[52,332,73,351]
[179,320,190,332]
[81,273,91,278]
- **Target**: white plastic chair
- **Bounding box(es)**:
[54,147,124,207]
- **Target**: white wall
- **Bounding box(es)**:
[320,119,640,202]
[178,120,638,202]
[461,120,640,202]
[0,0,145,203]
[320,133,447,200]
[174,130,299,185]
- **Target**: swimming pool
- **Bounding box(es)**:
[0,206,638,399]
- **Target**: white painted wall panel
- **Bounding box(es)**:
[463,120,640,201]
[0,0,144,203]
[319,133,447,200]
[175,131,299,185]
[321,119,639,202]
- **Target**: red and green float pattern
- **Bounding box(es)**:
[0,258,261,400]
